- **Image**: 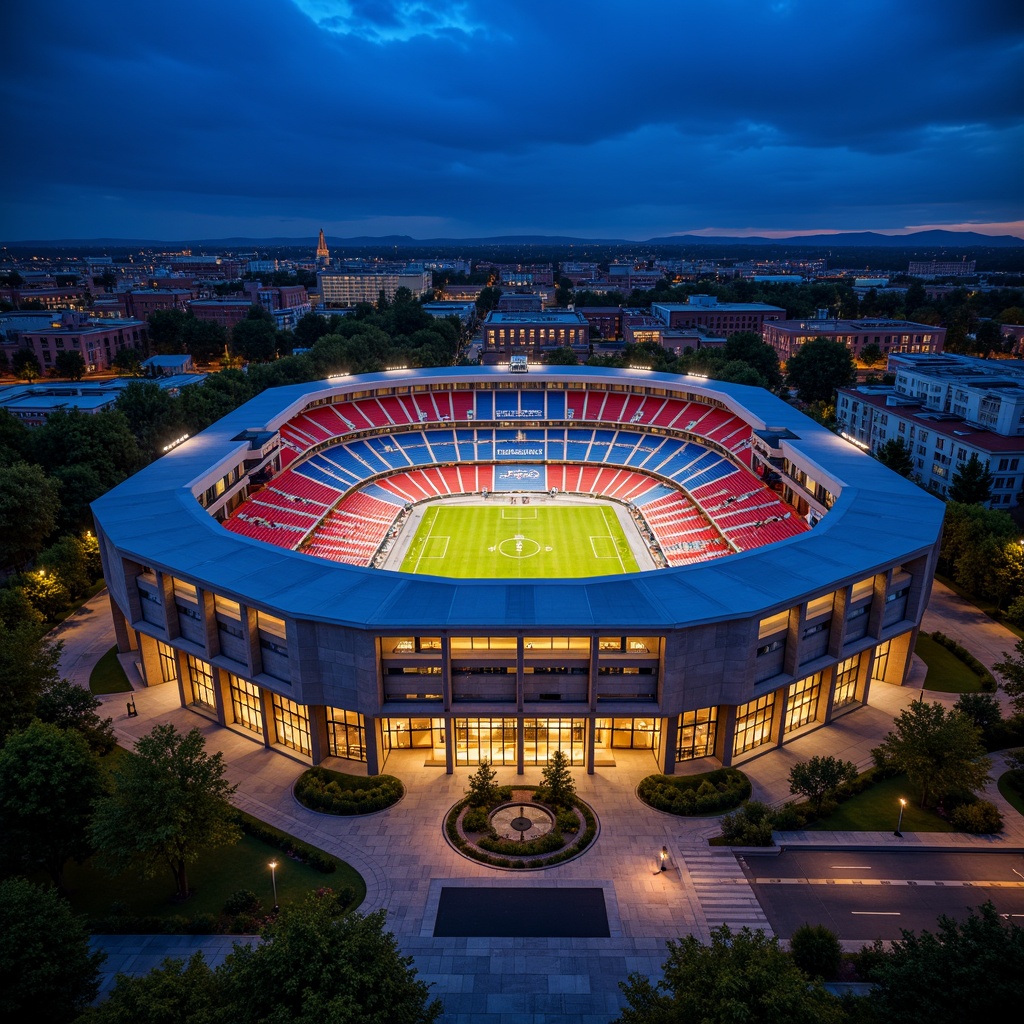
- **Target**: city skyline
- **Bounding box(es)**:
[2,0,1022,242]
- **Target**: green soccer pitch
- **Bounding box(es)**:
[398,504,641,579]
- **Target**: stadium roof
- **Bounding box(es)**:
[92,366,945,631]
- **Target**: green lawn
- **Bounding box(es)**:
[914,633,982,693]
[56,832,365,925]
[806,773,955,833]
[399,503,640,578]
[997,773,1024,818]
[89,644,134,694]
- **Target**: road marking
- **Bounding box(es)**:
[831,865,872,870]
[852,912,900,916]
[755,878,1024,888]
[1013,868,1024,881]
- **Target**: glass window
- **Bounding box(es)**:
[871,641,891,683]
[326,707,366,761]
[454,717,517,765]
[733,692,776,756]
[215,595,241,618]
[256,610,286,639]
[834,653,862,708]
[156,641,177,683]
[523,717,586,764]
[676,707,717,761]
[271,693,311,755]
[785,673,822,732]
[851,577,874,603]
[806,594,834,619]
[172,578,198,601]
[229,674,263,734]
[186,654,216,710]
[758,610,789,639]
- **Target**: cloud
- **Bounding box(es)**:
[1,0,1022,239]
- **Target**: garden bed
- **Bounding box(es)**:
[445,787,598,869]
[294,766,404,815]
[637,768,750,816]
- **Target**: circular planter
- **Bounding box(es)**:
[444,787,599,870]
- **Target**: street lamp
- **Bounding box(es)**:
[894,797,907,838]
[269,860,278,911]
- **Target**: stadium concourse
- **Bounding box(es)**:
[91,365,945,779]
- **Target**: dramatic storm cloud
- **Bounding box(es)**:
[1,0,1021,240]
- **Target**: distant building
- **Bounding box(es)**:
[908,259,976,277]
[124,289,193,319]
[142,354,195,376]
[316,228,330,268]
[651,295,785,335]
[20,311,148,374]
[762,318,944,362]
[835,352,1024,508]
[421,301,476,324]
[0,285,87,310]
[576,307,622,341]
[317,270,432,307]
[188,299,255,335]
[496,293,543,312]
[482,310,589,362]
[166,256,244,281]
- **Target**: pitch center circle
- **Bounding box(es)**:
[497,537,541,559]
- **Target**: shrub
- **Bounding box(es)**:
[478,830,565,856]
[719,801,776,846]
[462,807,491,833]
[556,809,579,833]
[789,923,842,980]
[223,889,262,916]
[931,631,997,690]
[771,802,806,831]
[950,799,1003,834]
[235,811,338,874]
[294,767,404,816]
[638,769,751,816]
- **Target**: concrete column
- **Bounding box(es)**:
[586,716,596,775]
[715,704,737,767]
[241,605,262,678]
[308,705,329,765]
[199,589,219,659]
[516,716,525,776]
[441,635,452,711]
[211,666,229,726]
[588,637,599,711]
[662,714,678,774]
[364,716,381,775]
[110,595,135,653]
[156,572,180,641]
[770,684,788,749]
[257,686,275,751]
[444,717,454,775]
[516,637,524,712]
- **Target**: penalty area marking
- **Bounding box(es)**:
[421,536,450,559]
[501,508,538,520]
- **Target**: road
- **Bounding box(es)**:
[738,849,1024,941]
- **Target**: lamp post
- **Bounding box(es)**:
[894,798,906,838]
[269,860,278,911]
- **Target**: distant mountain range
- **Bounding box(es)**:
[5,229,1022,249]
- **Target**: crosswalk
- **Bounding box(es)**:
[682,848,774,936]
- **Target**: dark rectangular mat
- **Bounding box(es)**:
[433,886,610,937]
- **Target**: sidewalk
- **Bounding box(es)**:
[56,585,1024,1021]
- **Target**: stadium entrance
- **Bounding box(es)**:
[379,715,664,773]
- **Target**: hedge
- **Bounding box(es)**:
[930,631,997,691]
[294,766,404,815]
[235,809,339,873]
[637,768,751,816]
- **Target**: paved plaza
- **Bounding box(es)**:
[63,582,1024,1022]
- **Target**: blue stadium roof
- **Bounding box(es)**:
[92,366,945,631]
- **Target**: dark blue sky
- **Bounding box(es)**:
[2,0,1022,241]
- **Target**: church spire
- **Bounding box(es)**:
[316,228,330,267]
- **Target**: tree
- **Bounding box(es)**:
[0,461,61,568]
[37,534,93,600]
[294,311,330,347]
[0,720,106,888]
[182,315,227,363]
[787,755,858,813]
[859,341,883,366]
[11,349,42,381]
[993,637,1024,718]
[467,758,500,807]
[785,337,856,404]
[544,345,579,365]
[81,951,222,1024]
[231,306,277,362]
[111,346,143,375]
[539,749,576,806]
[218,892,442,1024]
[147,308,189,352]
[861,903,1024,1023]
[36,677,116,754]
[975,319,1003,354]
[789,923,842,981]
[939,501,1018,599]
[614,925,844,1024]
[875,436,915,477]
[723,331,784,390]
[0,877,104,1022]
[115,380,186,455]
[0,621,62,742]
[91,723,241,900]
[871,699,990,808]
[476,285,502,313]
[948,453,993,505]
[953,693,1003,738]
[53,349,86,380]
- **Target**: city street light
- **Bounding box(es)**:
[894,797,907,837]
[269,860,278,911]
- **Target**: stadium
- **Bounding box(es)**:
[92,365,945,777]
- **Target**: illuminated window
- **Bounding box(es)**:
[758,610,789,639]
[834,653,861,708]
[271,693,311,755]
[326,707,366,761]
[676,707,717,761]
[156,641,177,683]
[186,654,216,710]
[806,594,834,619]
[523,718,586,764]
[733,693,776,756]
[454,717,517,765]
[785,673,822,732]
[229,674,263,734]
[871,641,891,682]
